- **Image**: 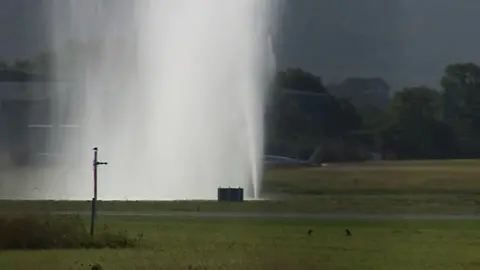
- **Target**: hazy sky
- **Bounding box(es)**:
[1,0,479,89]
[276,0,480,89]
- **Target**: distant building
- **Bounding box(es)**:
[327,77,391,109]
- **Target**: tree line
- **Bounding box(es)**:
[1,54,479,162]
[268,64,480,162]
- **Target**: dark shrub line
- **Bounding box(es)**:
[0,213,142,250]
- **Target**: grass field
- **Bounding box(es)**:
[1,160,480,269]
[2,217,480,270]
[3,159,480,214]
[265,159,480,195]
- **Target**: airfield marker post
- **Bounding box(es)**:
[90,147,108,236]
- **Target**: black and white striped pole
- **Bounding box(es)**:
[90,147,108,236]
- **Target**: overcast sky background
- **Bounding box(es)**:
[0,0,479,90]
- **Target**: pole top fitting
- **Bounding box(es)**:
[93,147,98,151]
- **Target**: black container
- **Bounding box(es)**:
[217,187,244,202]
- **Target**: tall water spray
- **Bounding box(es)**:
[32,0,278,200]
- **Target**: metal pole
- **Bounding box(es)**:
[93,148,98,199]
[90,147,107,237]
[90,147,98,236]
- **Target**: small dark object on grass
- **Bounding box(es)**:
[91,263,103,270]
[345,229,351,236]
[307,229,313,235]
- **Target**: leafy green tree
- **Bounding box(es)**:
[440,63,480,156]
[381,86,454,158]
[355,103,389,129]
[389,86,442,121]
[265,86,316,156]
[268,68,368,160]
[274,68,326,93]
[331,98,363,134]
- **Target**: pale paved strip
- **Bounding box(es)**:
[51,211,480,220]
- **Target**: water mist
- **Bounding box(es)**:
[22,0,279,200]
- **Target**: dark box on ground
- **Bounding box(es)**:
[217,187,244,202]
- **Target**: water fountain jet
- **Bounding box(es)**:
[22,0,280,200]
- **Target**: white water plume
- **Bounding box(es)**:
[21,0,280,200]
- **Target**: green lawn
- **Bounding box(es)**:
[3,159,480,214]
[9,158,480,196]
[3,160,480,269]
[1,217,480,270]
[264,159,480,195]
[2,194,480,215]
